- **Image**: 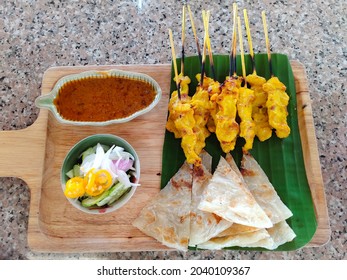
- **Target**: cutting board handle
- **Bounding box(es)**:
[0,112,48,182]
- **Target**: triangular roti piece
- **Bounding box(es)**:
[248,221,296,250]
[200,149,213,173]
[244,235,275,249]
[132,162,192,251]
[198,156,273,228]
[216,223,259,237]
[198,228,271,250]
[240,152,293,224]
[224,153,296,250]
[189,152,232,246]
[225,153,242,177]
[266,221,296,249]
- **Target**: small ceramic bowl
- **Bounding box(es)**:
[35,69,162,126]
[61,134,140,214]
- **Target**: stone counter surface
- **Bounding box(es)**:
[0,0,345,259]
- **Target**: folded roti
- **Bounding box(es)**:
[200,149,213,173]
[198,228,271,250]
[223,153,296,250]
[189,152,232,246]
[240,152,293,224]
[216,223,259,237]
[132,162,192,251]
[248,221,296,250]
[199,221,296,250]
[198,156,273,228]
[225,153,242,177]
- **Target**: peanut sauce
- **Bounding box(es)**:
[53,76,156,122]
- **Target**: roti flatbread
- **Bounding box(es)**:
[200,149,213,173]
[225,153,242,177]
[240,152,293,224]
[189,152,232,246]
[223,153,296,250]
[198,228,271,250]
[132,162,192,251]
[198,221,296,250]
[248,221,296,250]
[198,156,273,228]
[216,223,259,237]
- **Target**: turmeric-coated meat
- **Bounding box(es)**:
[215,77,241,153]
[237,86,256,151]
[246,73,273,142]
[263,77,291,138]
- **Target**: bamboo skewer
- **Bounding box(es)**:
[262,11,273,77]
[243,9,256,74]
[200,11,207,87]
[181,5,186,76]
[203,10,216,81]
[229,3,238,78]
[169,29,181,99]
[187,4,202,65]
[237,16,247,85]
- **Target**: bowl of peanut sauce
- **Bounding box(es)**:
[35,69,162,126]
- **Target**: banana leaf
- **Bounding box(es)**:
[161,53,317,251]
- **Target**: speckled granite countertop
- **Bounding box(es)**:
[0,0,345,260]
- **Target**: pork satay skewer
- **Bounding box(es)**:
[236,16,256,151]
[166,8,191,125]
[243,9,273,142]
[166,29,191,138]
[169,6,191,101]
[200,10,222,133]
[166,13,200,165]
[214,3,241,153]
[261,11,291,138]
[168,29,190,103]
[187,9,212,158]
[187,9,220,134]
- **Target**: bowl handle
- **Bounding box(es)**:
[35,92,55,110]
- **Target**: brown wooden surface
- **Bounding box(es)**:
[0,62,330,252]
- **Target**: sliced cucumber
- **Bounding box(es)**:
[66,169,74,179]
[81,188,112,208]
[66,164,81,179]
[73,164,81,177]
[107,187,130,206]
[97,182,130,207]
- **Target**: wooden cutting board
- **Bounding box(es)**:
[0,62,330,252]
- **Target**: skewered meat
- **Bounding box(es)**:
[263,76,291,138]
[166,74,201,166]
[166,74,192,138]
[237,86,256,151]
[195,73,221,133]
[246,73,273,142]
[215,77,242,153]
[191,82,211,157]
